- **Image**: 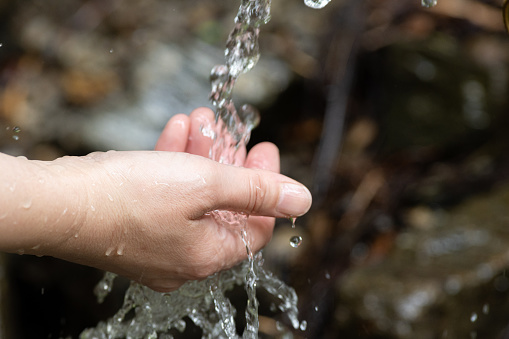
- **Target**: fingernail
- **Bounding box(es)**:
[277,183,312,216]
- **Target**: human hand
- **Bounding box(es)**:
[155,107,281,249]
[35,108,312,292]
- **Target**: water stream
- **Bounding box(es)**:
[80,0,438,337]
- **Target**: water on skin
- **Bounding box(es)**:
[21,198,32,209]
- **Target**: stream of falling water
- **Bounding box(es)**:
[80,0,438,338]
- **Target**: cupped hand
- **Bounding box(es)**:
[45,108,312,292]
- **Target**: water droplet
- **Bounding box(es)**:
[0,43,3,47]
[116,244,125,256]
[275,321,285,332]
[105,247,114,256]
[90,205,96,212]
[74,233,79,238]
[109,48,114,53]
[41,288,45,295]
[482,303,489,314]
[107,193,114,202]
[21,199,32,209]
[31,244,41,250]
[314,306,319,311]
[16,249,25,255]
[289,235,302,248]
[421,0,437,7]
[289,217,296,228]
[304,0,331,9]
[325,271,331,279]
[470,312,478,322]
[299,320,307,331]
[12,135,19,141]
[12,126,21,133]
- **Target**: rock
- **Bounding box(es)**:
[336,182,509,338]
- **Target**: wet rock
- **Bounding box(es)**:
[336,182,509,338]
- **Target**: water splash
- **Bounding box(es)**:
[421,0,438,7]
[10,126,21,140]
[304,0,331,9]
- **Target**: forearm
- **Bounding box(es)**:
[0,152,89,255]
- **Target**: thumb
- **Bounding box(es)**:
[210,165,312,218]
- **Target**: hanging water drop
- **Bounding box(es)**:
[290,235,303,248]
[304,0,331,9]
[12,135,19,141]
[289,217,296,228]
[470,312,478,322]
[421,0,437,8]
[299,320,307,331]
[482,303,489,314]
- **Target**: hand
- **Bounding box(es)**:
[34,108,312,292]
[155,107,282,257]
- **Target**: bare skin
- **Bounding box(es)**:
[0,107,312,292]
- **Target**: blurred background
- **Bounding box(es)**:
[1,0,509,338]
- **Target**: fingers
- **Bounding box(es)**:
[186,107,247,165]
[186,107,215,157]
[244,142,280,173]
[208,164,312,218]
[154,114,190,152]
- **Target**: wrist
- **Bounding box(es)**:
[0,154,88,255]
[43,152,132,267]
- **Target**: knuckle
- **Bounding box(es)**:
[245,173,267,214]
